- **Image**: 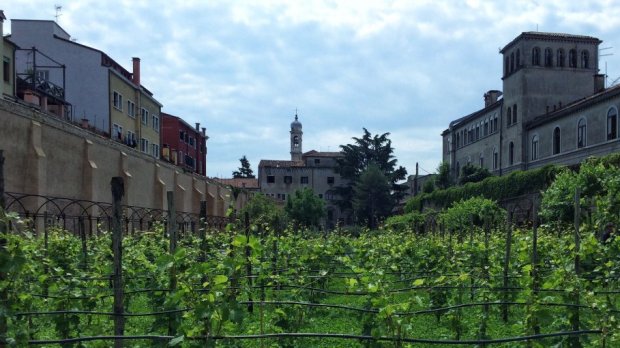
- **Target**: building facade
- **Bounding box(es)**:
[1,11,16,100]
[258,115,348,228]
[9,19,162,158]
[161,112,208,176]
[443,32,620,179]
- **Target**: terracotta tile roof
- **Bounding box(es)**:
[211,178,259,189]
[258,160,305,168]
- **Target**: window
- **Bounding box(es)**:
[151,143,160,158]
[325,191,335,201]
[479,153,484,167]
[267,175,275,183]
[127,100,135,118]
[557,49,565,67]
[152,114,159,131]
[553,127,561,155]
[456,133,460,148]
[3,57,10,83]
[140,138,149,153]
[475,125,480,140]
[509,142,514,165]
[314,158,320,164]
[112,123,123,141]
[141,108,148,125]
[113,91,123,111]
[507,107,512,126]
[179,130,184,141]
[484,120,488,136]
[569,49,577,68]
[505,57,509,76]
[493,148,498,170]
[531,135,539,160]
[35,70,49,81]
[544,47,553,67]
[513,104,517,124]
[577,118,587,148]
[532,47,541,66]
[126,130,136,147]
[318,194,323,199]
[516,49,521,67]
[510,52,515,72]
[300,176,309,184]
[293,135,300,147]
[607,108,618,140]
[327,176,335,185]
[581,50,589,69]
[284,176,292,184]
[493,115,498,132]
[189,136,194,147]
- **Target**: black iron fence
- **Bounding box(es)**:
[3,192,229,236]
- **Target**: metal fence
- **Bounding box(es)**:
[3,192,230,236]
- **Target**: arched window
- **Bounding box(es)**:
[532,47,541,66]
[516,49,521,67]
[577,118,587,148]
[581,50,589,69]
[510,52,515,72]
[493,114,498,132]
[557,49,565,67]
[493,148,499,170]
[607,107,618,140]
[544,47,553,67]
[513,104,518,124]
[456,132,460,148]
[479,153,484,167]
[456,161,460,178]
[507,107,512,126]
[569,49,577,68]
[293,135,299,147]
[509,142,515,165]
[553,127,561,155]
[505,57,510,76]
[531,135,539,160]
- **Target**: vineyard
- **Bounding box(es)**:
[2,201,619,347]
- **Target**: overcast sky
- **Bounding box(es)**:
[4,1,620,178]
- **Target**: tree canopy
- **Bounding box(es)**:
[353,164,393,229]
[232,155,255,178]
[285,188,325,229]
[335,128,407,224]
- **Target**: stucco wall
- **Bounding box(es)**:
[0,98,246,216]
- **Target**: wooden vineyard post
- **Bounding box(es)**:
[570,187,582,348]
[79,216,88,271]
[469,214,475,301]
[110,177,125,348]
[480,216,491,345]
[531,204,541,336]
[272,215,280,290]
[0,150,7,348]
[199,201,207,263]
[245,212,254,313]
[167,191,178,336]
[502,211,513,323]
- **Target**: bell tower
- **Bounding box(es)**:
[290,113,303,161]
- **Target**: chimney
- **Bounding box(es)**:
[483,90,502,107]
[195,122,200,131]
[132,57,141,86]
[594,74,605,93]
[202,127,206,137]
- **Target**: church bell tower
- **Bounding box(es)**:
[290,113,303,161]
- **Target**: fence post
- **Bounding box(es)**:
[502,211,513,323]
[0,150,7,348]
[79,216,88,271]
[167,191,178,336]
[570,187,582,348]
[110,177,125,348]
[245,212,254,313]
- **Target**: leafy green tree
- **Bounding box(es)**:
[335,128,407,218]
[458,163,492,185]
[435,162,453,189]
[353,164,393,228]
[285,188,325,229]
[239,193,284,229]
[232,155,255,178]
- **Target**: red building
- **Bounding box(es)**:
[161,112,208,176]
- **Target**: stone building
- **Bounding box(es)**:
[443,32,620,180]
[258,114,349,228]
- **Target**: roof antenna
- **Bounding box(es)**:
[295,108,298,120]
[54,5,62,23]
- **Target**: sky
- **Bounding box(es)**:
[4,1,620,179]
